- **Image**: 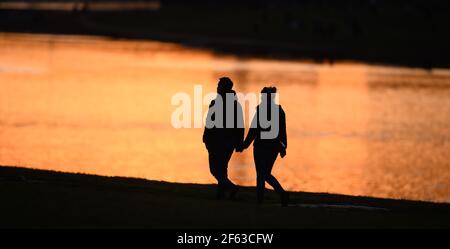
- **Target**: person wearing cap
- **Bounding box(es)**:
[203,77,244,199]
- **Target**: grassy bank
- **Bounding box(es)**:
[0,165,449,228]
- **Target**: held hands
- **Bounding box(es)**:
[236,144,286,157]
[280,148,287,158]
[235,143,246,152]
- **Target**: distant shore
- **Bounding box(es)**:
[0,165,449,228]
[1,0,450,69]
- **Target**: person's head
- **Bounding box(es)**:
[261,86,277,103]
[217,77,233,94]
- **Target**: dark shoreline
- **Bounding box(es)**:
[1,165,449,228]
[1,0,450,69]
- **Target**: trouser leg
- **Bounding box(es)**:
[254,148,267,203]
[254,147,285,203]
[208,147,236,198]
[220,147,236,191]
[209,150,225,198]
[208,150,220,181]
[266,175,284,193]
[223,148,236,189]
[265,150,285,194]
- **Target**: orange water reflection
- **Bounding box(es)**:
[1,33,450,202]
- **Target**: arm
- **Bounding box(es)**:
[203,100,215,146]
[235,102,245,147]
[279,107,287,149]
[242,111,258,149]
[279,106,287,158]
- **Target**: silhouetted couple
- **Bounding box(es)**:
[203,77,289,207]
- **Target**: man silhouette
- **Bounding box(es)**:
[203,77,244,199]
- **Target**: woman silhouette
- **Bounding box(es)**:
[240,86,289,206]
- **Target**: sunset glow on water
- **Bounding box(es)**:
[1,33,449,202]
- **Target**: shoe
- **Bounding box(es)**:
[257,192,264,204]
[230,186,239,200]
[281,192,289,207]
[216,189,225,200]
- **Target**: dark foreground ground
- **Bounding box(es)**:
[0,166,449,228]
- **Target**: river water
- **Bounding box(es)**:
[1,33,449,202]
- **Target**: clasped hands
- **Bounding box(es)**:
[236,143,287,158]
[235,143,247,153]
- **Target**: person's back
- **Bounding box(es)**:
[251,103,287,151]
[243,87,287,155]
[203,90,244,150]
[203,77,243,199]
[241,86,289,206]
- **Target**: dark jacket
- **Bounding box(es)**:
[203,92,244,150]
[243,104,287,151]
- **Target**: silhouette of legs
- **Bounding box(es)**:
[208,146,238,199]
[254,146,286,204]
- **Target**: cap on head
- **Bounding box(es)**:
[217,77,233,93]
[261,86,277,94]
[261,86,277,102]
